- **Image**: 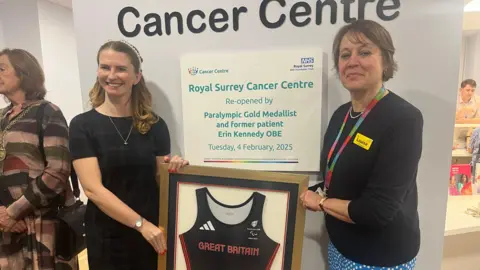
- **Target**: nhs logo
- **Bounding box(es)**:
[290,56,315,72]
[301,57,314,64]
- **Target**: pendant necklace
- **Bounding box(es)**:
[108,117,133,145]
[349,108,363,119]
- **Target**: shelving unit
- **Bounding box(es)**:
[451,123,477,159]
[446,124,480,237]
[452,149,472,157]
[454,123,480,128]
[444,195,480,236]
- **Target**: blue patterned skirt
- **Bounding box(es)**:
[328,242,417,270]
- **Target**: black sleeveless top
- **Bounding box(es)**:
[179,187,280,270]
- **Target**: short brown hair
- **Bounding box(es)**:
[461,79,476,88]
[0,48,46,100]
[332,20,397,81]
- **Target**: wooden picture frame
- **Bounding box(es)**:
[157,164,308,270]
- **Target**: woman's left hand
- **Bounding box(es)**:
[300,190,323,212]
[164,155,189,173]
[0,206,16,231]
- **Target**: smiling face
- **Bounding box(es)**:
[338,32,385,93]
[97,49,141,98]
[0,54,21,95]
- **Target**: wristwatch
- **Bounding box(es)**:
[134,217,143,230]
[318,197,328,211]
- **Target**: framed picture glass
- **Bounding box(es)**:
[158,165,308,270]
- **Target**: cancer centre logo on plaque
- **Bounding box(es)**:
[188,67,199,75]
[188,66,230,76]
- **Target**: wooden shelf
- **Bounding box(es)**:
[455,123,480,128]
[452,149,472,157]
[444,195,480,236]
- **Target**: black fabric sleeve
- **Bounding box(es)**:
[348,108,423,228]
[152,117,171,156]
[309,142,326,192]
[309,106,346,192]
[69,115,97,160]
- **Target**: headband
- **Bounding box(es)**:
[106,39,143,69]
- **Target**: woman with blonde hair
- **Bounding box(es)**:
[69,40,188,269]
[0,48,78,269]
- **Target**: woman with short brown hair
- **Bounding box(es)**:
[301,20,422,270]
[0,48,78,269]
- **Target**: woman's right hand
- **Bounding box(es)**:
[300,190,323,212]
[0,206,27,233]
[8,221,27,233]
[139,220,167,255]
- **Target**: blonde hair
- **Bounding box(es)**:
[89,40,158,134]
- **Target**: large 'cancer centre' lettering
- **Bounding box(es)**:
[118,6,247,37]
[117,0,400,37]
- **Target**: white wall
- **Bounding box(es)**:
[72,1,464,269]
[37,0,84,123]
[0,0,42,108]
[463,32,480,83]
[37,0,86,202]
[0,20,5,49]
[459,35,466,85]
[0,0,43,63]
[0,0,44,108]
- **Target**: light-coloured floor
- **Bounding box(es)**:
[442,231,480,270]
[78,249,88,270]
[79,238,480,270]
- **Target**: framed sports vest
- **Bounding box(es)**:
[158,164,308,270]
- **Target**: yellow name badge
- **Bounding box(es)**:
[353,133,373,150]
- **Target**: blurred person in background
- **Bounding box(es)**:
[453,79,480,151]
[456,79,480,123]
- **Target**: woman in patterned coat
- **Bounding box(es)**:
[0,48,78,269]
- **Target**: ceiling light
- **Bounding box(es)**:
[465,0,480,12]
